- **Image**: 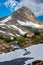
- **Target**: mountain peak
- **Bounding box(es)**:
[0,7,43,38]
[11,6,38,23]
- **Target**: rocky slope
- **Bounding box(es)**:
[0,7,43,39]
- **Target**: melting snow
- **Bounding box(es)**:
[16,34,20,37]
[9,25,26,35]
[0,16,11,24]
[8,33,14,36]
[0,30,5,33]
[17,20,43,29]
[0,44,43,65]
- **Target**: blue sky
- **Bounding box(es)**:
[0,0,43,21]
[0,4,11,18]
[0,0,21,18]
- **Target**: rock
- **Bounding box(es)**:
[28,60,43,65]
[0,41,11,53]
[25,32,34,38]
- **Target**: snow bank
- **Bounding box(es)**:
[0,44,43,65]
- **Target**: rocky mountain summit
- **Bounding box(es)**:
[0,7,43,38]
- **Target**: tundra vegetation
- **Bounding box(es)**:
[0,30,43,47]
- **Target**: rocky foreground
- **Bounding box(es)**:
[0,31,43,53]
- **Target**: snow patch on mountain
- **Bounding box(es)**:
[0,30,5,34]
[0,16,11,24]
[8,33,14,36]
[9,25,26,35]
[16,34,20,37]
[17,20,43,29]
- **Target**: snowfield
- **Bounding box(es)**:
[0,44,43,65]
